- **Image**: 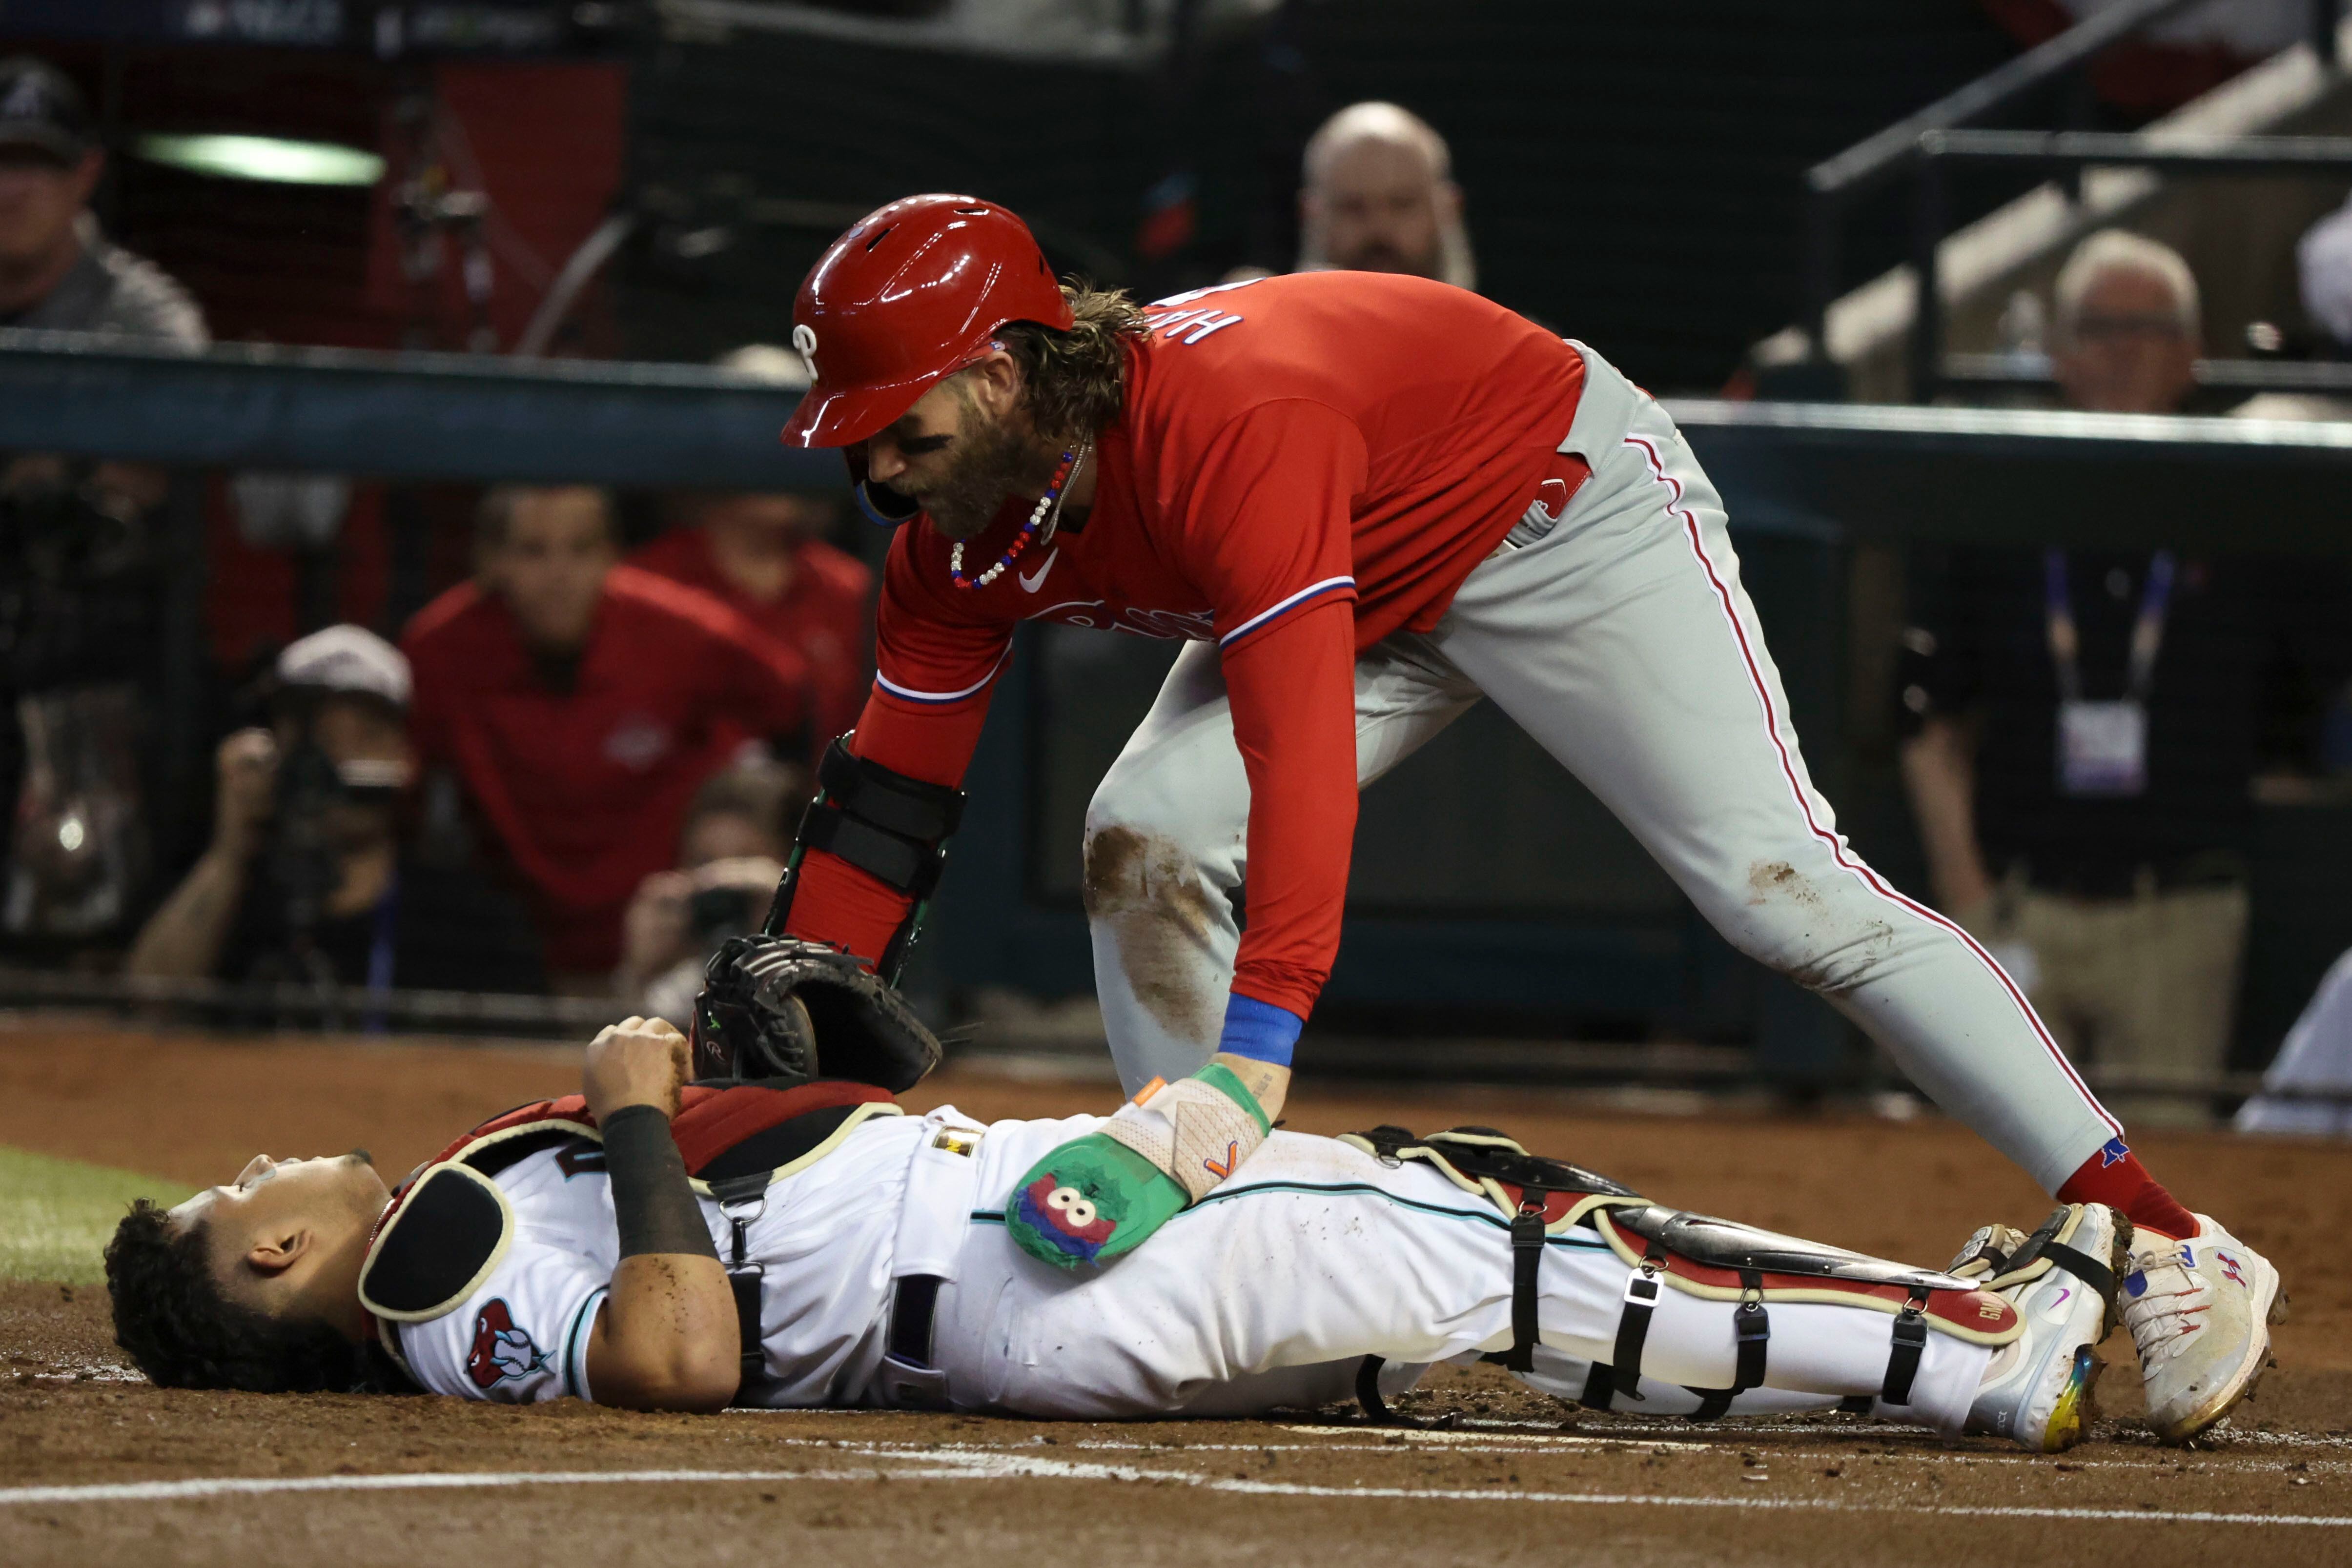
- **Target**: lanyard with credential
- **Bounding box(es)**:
[2044,550,2175,704]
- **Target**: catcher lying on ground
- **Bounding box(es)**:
[102,949,2146,1451]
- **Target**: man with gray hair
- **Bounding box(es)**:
[1901,228,2350,1126]
[1294,101,1477,290]
[2048,228,2200,415]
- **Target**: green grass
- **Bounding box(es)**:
[0,1145,195,1285]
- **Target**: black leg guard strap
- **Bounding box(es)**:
[1881,1286,1932,1406]
[1580,1361,1616,1411]
[1610,1239,1667,1401]
[2034,1241,2117,1302]
[1504,1190,1548,1373]
[1356,1355,1394,1425]
[1683,1269,1771,1423]
[1688,1387,1733,1420]
[1731,1268,1771,1395]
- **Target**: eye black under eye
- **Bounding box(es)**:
[898,434,952,455]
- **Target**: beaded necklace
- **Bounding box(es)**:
[948,439,1089,591]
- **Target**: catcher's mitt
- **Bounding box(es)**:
[690,935,942,1091]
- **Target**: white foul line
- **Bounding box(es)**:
[1,1446,2347,1527]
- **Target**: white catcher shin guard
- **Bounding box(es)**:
[1953,1203,2129,1452]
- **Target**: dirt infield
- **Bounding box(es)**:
[1,1023,2347,1567]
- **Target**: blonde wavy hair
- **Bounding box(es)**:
[996,283,1150,443]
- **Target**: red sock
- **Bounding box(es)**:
[2056,1137,2196,1239]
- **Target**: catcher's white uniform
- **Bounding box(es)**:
[390,1108,1994,1432]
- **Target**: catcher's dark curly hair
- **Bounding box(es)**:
[103,1199,401,1393]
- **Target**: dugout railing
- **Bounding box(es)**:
[3,331,2351,1108]
[1801,0,2352,401]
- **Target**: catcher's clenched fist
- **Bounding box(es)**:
[584,1015,693,1122]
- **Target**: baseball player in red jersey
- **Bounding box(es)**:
[758,195,2280,1443]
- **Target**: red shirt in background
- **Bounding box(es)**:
[403,565,811,975]
[628,528,875,747]
[785,271,1589,1021]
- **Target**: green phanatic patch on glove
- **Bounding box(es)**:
[1004,1062,1268,1269]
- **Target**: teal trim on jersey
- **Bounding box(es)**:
[563,1286,607,1402]
[971,1181,1613,1246]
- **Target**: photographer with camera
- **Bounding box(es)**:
[614,759,809,1029]
[125,626,542,995]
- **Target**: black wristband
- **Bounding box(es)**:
[601,1104,720,1262]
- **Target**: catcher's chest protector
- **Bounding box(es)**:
[359,1081,901,1327]
[1342,1124,2021,1421]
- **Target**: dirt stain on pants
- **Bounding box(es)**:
[1084,824,1226,1047]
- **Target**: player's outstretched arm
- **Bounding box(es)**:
[1003,1047,1289,1270]
[1213,1052,1288,1125]
[580,1017,739,1413]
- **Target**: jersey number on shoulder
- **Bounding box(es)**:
[1144,278,1261,346]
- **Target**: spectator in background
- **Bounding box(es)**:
[402,485,811,982]
[2045,229,2198,413]
[125,626,542,993]
[1296,102,1476,290]
[1900,229,2352,1124]
[615,758,811,1028]
[0,56,202,346]
[0,55,208,941]
[631,344,875,746]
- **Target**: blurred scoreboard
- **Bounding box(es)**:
[0,0,618,56]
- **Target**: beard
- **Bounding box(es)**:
[902,399,1065,541]
[1332,236,1442,280]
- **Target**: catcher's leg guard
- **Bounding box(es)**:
[1342,1124,2022,1426]
[1587,1206,2016,1416]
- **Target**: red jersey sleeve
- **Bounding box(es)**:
[781,523,1016,966]
[1174,400,1369,1020]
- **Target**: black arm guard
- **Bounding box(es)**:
[763,734,966,983]
[601,1105,720,1262]
[690,934,943,1091]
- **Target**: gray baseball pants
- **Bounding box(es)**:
[1083,343,2123,1195]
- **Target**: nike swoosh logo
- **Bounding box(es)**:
[1018,549,1059,593]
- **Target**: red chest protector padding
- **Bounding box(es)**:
[361,1081,898,1327]
[427,1080,897,1176]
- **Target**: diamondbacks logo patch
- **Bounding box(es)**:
[464,1299,545,1389]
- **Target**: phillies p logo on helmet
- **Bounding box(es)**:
[792,323,819,383]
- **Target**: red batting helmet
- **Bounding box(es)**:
[778,194,1075,449]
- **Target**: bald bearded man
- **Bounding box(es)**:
[1297,101,1477,290]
